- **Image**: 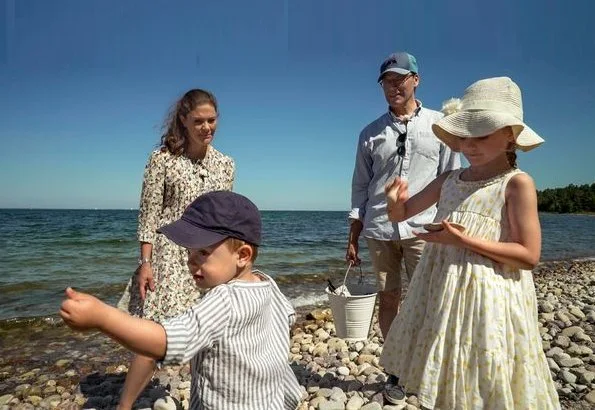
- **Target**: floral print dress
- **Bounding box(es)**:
[379,168,560,410]
[118,146,234,322]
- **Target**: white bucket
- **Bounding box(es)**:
[326,265,377,341]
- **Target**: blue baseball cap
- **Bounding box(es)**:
[378,52,418,82]
[158,191,261,248]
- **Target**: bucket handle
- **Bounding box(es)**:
[340,262,365,289]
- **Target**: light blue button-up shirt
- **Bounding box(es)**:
[349,103,460,241]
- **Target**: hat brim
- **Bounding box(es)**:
[377,67,412,82]
[432,111,544,152]
[157,218,228,249]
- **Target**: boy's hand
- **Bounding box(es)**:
[60,287,107,331]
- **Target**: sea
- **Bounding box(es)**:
[1,209,594,329]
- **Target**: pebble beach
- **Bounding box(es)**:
[1,259,594,410]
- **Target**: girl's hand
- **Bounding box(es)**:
[60,287,107,331]
[136,263,155,300]
[384,177,408,205]
[414,220,465,246]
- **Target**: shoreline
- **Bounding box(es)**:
[0,259,594,409]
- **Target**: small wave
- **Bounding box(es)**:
[289,293,329,308]
[0,315,62,330]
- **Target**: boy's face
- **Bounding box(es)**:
[186,240,241,289]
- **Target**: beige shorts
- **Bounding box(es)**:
[366,237,425,292]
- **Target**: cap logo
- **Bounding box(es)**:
[381,58,398,72]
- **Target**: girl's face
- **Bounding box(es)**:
[458,128,514,167]
[180,103,218,148]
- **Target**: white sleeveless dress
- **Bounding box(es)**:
[379,168,560,410]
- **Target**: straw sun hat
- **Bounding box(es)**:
[432,76,544,152]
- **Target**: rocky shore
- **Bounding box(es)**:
[0,259,594,409]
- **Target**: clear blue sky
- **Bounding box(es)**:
[1,0,594,210]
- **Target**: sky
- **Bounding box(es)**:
[1,0,594,211]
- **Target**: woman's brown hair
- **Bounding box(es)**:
[160,89,218,156]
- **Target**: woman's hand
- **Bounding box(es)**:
[60,287,107,331]
[136,263,155,300]
[414,220,466,246]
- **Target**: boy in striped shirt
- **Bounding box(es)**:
[60,191,302,409]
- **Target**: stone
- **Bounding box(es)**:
[555,311,571,323]
[0,396,13,406]
[546,347,565,357]
[153,396,177,410]
[345,395,364,410]
[572,332,592,343]
[356,354,376,365]
[547,358,560,373]
[569,306,586,319]
[337,366,350,376]
[558,369,577,384]
[361,402,383,410]
[585,390,595,404]
[553,335,570,348]
[319,401,345,410]
[317,388,334,398]
[578,371,595,384]
[539,301,555,313]
[560,326,583,338]
[557,357,583,368]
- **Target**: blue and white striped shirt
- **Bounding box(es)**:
[160,271,301,410]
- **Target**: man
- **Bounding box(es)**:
[347,51,460,339]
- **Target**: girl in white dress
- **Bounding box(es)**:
[379,77,560,410]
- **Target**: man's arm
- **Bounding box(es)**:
[347,133,372,264]
[60,288,167,360]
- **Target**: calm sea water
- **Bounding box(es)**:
[0,209,594,324]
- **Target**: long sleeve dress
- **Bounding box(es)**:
[118,146,234,321]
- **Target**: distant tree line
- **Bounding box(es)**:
[537,183,595,213]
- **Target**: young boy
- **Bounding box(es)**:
[60,191,302,410]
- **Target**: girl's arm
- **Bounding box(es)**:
[385,171,450,222]
[420,173,541,269]
[60,288,167,360]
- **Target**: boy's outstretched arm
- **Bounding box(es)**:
[60,287,166,360]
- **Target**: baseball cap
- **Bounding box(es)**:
[378,52,418,82]
[157,191,261,249]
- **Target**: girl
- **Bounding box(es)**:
[379,77,560,409]
[117,89,235,409]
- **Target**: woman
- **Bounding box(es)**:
[117,88,234,409]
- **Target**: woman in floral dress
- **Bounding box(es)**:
[117,88,234,409]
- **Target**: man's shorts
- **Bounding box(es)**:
[366,237,425,292]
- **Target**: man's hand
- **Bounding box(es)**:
[346,241,361,266]
[60,287,107,331]
[136,264,155,300]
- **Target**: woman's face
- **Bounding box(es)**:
[180,103,218,148]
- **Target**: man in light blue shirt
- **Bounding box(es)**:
[346,52,460,342]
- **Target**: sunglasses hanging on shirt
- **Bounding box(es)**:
[396,124,408,157]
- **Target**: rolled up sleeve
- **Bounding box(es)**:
[350,135,372,222]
